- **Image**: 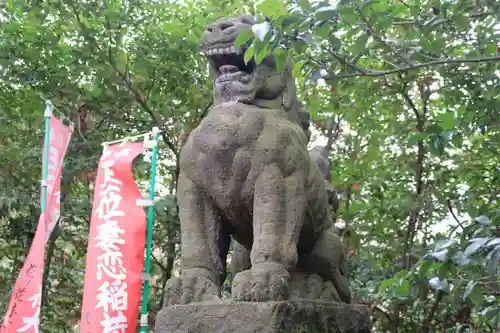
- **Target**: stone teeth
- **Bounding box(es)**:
[205,46,244,55]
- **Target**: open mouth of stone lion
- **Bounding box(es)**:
[204,46,257,85]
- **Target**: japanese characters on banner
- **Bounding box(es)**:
[79,142,147,333]
[1,116,73,333]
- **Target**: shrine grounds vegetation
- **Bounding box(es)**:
[0,0,498,332]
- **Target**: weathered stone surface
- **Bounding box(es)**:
[156,13,370,333]
[163,13,351,307]
[155,300,371,333]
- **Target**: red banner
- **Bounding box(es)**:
[79,142,147,333]
[42,117,73,239]
[1,116,73,333]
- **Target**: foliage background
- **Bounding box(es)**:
[0,0,498,332]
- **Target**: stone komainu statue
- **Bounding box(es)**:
[164,14,350,305]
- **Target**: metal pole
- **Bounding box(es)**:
[140,127,160,332]
[41,101,53,213]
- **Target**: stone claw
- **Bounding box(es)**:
[231,263,290,302]
[164,268,221,306]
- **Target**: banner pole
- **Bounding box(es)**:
[140,127,160,332]
[41,101,53,213]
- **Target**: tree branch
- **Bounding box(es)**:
[402,113,426,270]
[325,115,343,153]
[393,10,495,26]
[69,1,179,158]
[324,56,500,80]
[393,76,428,333]
[446,200,466,231]
[423,290,444,333]
[320,45,372,74]
[151,252,167,272]
[355,10,412,67]
[400,80,421,122]
[198,101,213,122]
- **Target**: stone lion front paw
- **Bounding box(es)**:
[231,263,290,302]
[164,268,221,305]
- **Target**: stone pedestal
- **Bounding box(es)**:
[154,300,371,333]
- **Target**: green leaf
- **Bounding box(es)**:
[464,238,490,257]
[438,261,454,277]
[487,238,500,247]
[463,280,477,300]
[293,40,308,53]
[273,47,288,73]
[338,5,357,24]
[378,275,400,292]
[484,43,498,56]
[299,0,312,11]
[428,249,448,261]
[313,23,331,39]
[292,62,303,78]
[371,0,389,12]
[234,29,253,49]
[475,215,490,225]
[407,132,428,147]
[428,134,445,156]
[418,260,439,277]
[257,0,285,18]
[376,16,393,31]
[279,14,304,29]
[429,276,450,292]
[255,43,269,64]
[453,14,470,30]
[468,286,484,307]
[452,251,470,266]
[426,124,443,134]
[486,246,500,277]
[352,34,369,55]
[481,305,499,318]
[451,133,463,148]
[244,45,255,64]
[429,37,446,54]
[436,112,455,131]
[410,5,420,17]
[395,278,411,296]
[434,238,457,251]
[315,7,337,21]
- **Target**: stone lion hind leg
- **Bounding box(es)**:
[232,163,306,301]
[164,172,230,305]
[299,224,352,303]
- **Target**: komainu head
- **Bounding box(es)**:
[200,15,297,109]
[200,14,310,136]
